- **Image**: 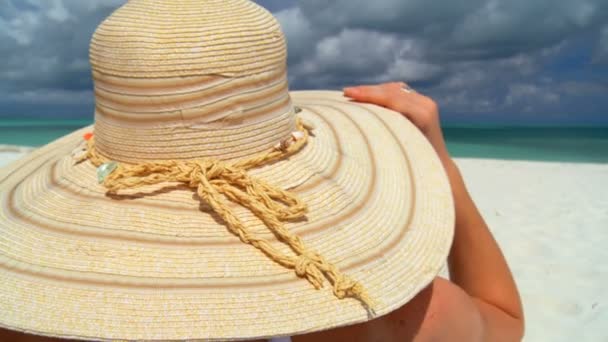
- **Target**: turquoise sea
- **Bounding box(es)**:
[0,119,607,163]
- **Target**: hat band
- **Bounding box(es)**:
[76,118,376,312]
[90,69,296,163]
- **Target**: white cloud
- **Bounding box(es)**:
[505,83,560,107]
[381,59,442,82]
[275,7,317,65]
[0,10,40,46]
[47,0,71,22]
[283,25,440,87]
[594,26,608,64]
[312,29,403,72]
[0,0,126,87]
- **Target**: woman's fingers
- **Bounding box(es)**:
[344,85,389,105]
[343,82,450,164]
[343,83,406,105]
[344,82,424,125]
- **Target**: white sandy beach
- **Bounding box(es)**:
[454,158,608,342]
[1,148,606,341]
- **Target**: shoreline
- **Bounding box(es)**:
[0,144,36,154]
[2,144,607,165]
[0,145,36,168]
[1,149,607,341]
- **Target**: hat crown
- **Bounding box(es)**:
[89,0,295,163]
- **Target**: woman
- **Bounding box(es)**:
[0,82,524,342]
[288,83,525,341]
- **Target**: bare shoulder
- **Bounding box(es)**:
[292,277,484,342]
[0,328,77,342]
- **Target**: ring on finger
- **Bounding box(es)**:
[401,83,417,93]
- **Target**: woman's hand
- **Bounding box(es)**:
[343,82,451,168]
[346,82,525,341]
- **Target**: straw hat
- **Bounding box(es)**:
[0,0,454,340]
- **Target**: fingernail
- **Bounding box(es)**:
[344,87,358,96]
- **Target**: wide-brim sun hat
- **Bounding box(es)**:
[0,0,454,341]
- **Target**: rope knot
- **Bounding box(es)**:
[332,275,375,310]
[195,160,226,180]
[83,118,376,311]
[294,253,325,289]
[294,254,312,277]
[333,276,359,299]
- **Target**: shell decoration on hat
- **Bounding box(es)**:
[0,0,454,340]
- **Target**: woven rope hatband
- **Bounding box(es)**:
[78,118,375,311]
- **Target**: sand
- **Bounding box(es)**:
[0,145,36,168]
[454,158,608,342]
[1,149,607,341]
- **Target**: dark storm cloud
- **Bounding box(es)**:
[0,0,607,123]
[0,0,125,115]
[0,1,124,90]
[275,0,608,123]
[297,0,607,56]
[595,26,608,64]
[0,0,285,104]
[278,0,608,78]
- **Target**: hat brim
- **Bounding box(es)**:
[0,91,454,341]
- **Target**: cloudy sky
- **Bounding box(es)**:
[1,0,607,125]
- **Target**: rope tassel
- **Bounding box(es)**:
[81,118,376,311]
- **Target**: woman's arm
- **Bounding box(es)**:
[344,83,524,341]
[444,160,524,341]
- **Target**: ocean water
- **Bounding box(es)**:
[1,120,607,163]
[443,126,608,163]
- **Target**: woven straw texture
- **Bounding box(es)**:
[0,91,454,340]
[90,0,286,78]
[0,0,454,340]
[90,0,294,163]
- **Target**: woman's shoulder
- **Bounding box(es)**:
[289,277,484,342]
